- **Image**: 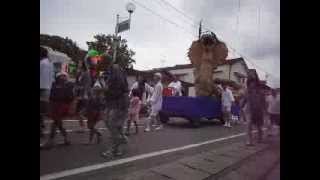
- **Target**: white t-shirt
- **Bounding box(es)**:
[149,81,163,113]
[40,58,54,90]
[221,88,235,108]
[129,81,154,104]
[266,94,280,114]
[168,81,182,96]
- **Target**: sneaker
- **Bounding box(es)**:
[101,150,123,158]
[144,128,151,132]
[101,150,114,159]
[155,125,163,131]
[113,151,123,157]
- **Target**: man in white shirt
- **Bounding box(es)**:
[221,84,235,128]
[265,89,280,136]
[168,75,182,96]
[129,76,154,105]
[40,47,54,137]
[145,73,163,132]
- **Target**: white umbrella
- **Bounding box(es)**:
[41,46,72,64]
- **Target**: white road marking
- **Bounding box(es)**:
[40,131,251,180]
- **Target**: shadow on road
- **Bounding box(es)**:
[165,118,223,129]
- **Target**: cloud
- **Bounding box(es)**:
[41,0,279,87]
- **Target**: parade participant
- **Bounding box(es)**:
[43,72,74,148]
[221,84,235,128]
[168,75,182,96]
[86,83,104,144]
[125,89,142,136]
[265,89,280,136]
[100,54,129,158]
[129,76,153,118]
[243,71,266,146]
[74,61,91,133]
[129,76,153,109]
[40,47,54,138]
[145,73,163,132]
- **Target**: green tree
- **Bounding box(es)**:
[40,34,87,63]
[86,34,135,69]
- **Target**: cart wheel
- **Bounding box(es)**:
[217,115,225,125]
[159,112,169,124]
[190,118,200,128]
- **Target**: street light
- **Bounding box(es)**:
[126,2,136,14]
[112,2,136,64]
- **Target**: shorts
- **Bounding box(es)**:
[50,102,70,120]
[87,111,101,128]
[222,106,231,114]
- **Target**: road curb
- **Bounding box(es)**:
[204,142,278,180]
[206,138,280,180]
[118,137,279,180]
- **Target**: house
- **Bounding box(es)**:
[142,58,249,97]
[213,58,249,88]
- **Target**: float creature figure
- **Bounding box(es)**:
[188,32,228,97]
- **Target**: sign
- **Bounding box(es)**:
[116,19,130,33]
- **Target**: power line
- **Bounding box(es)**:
[131,0,196,39]
[157,0,200,26]
[133,0,278,79]
[227,45,279,80]
[152,0,199,30]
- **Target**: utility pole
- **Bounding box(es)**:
[112,14,120,64]
[198,19,202,40]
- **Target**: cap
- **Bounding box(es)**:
[154,72,162,79]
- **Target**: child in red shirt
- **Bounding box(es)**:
[125,89,141,136]
[44,72,74,148]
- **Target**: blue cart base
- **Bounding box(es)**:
[159,96,240,127]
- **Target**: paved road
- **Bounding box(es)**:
[40,117,275,179]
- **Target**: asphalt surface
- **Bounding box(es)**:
[40,118,262,179]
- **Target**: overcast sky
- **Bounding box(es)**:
[40,0,279,88]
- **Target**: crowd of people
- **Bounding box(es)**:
[40,47,169,157]
[220,70,280,146]
[40,46,280,158]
